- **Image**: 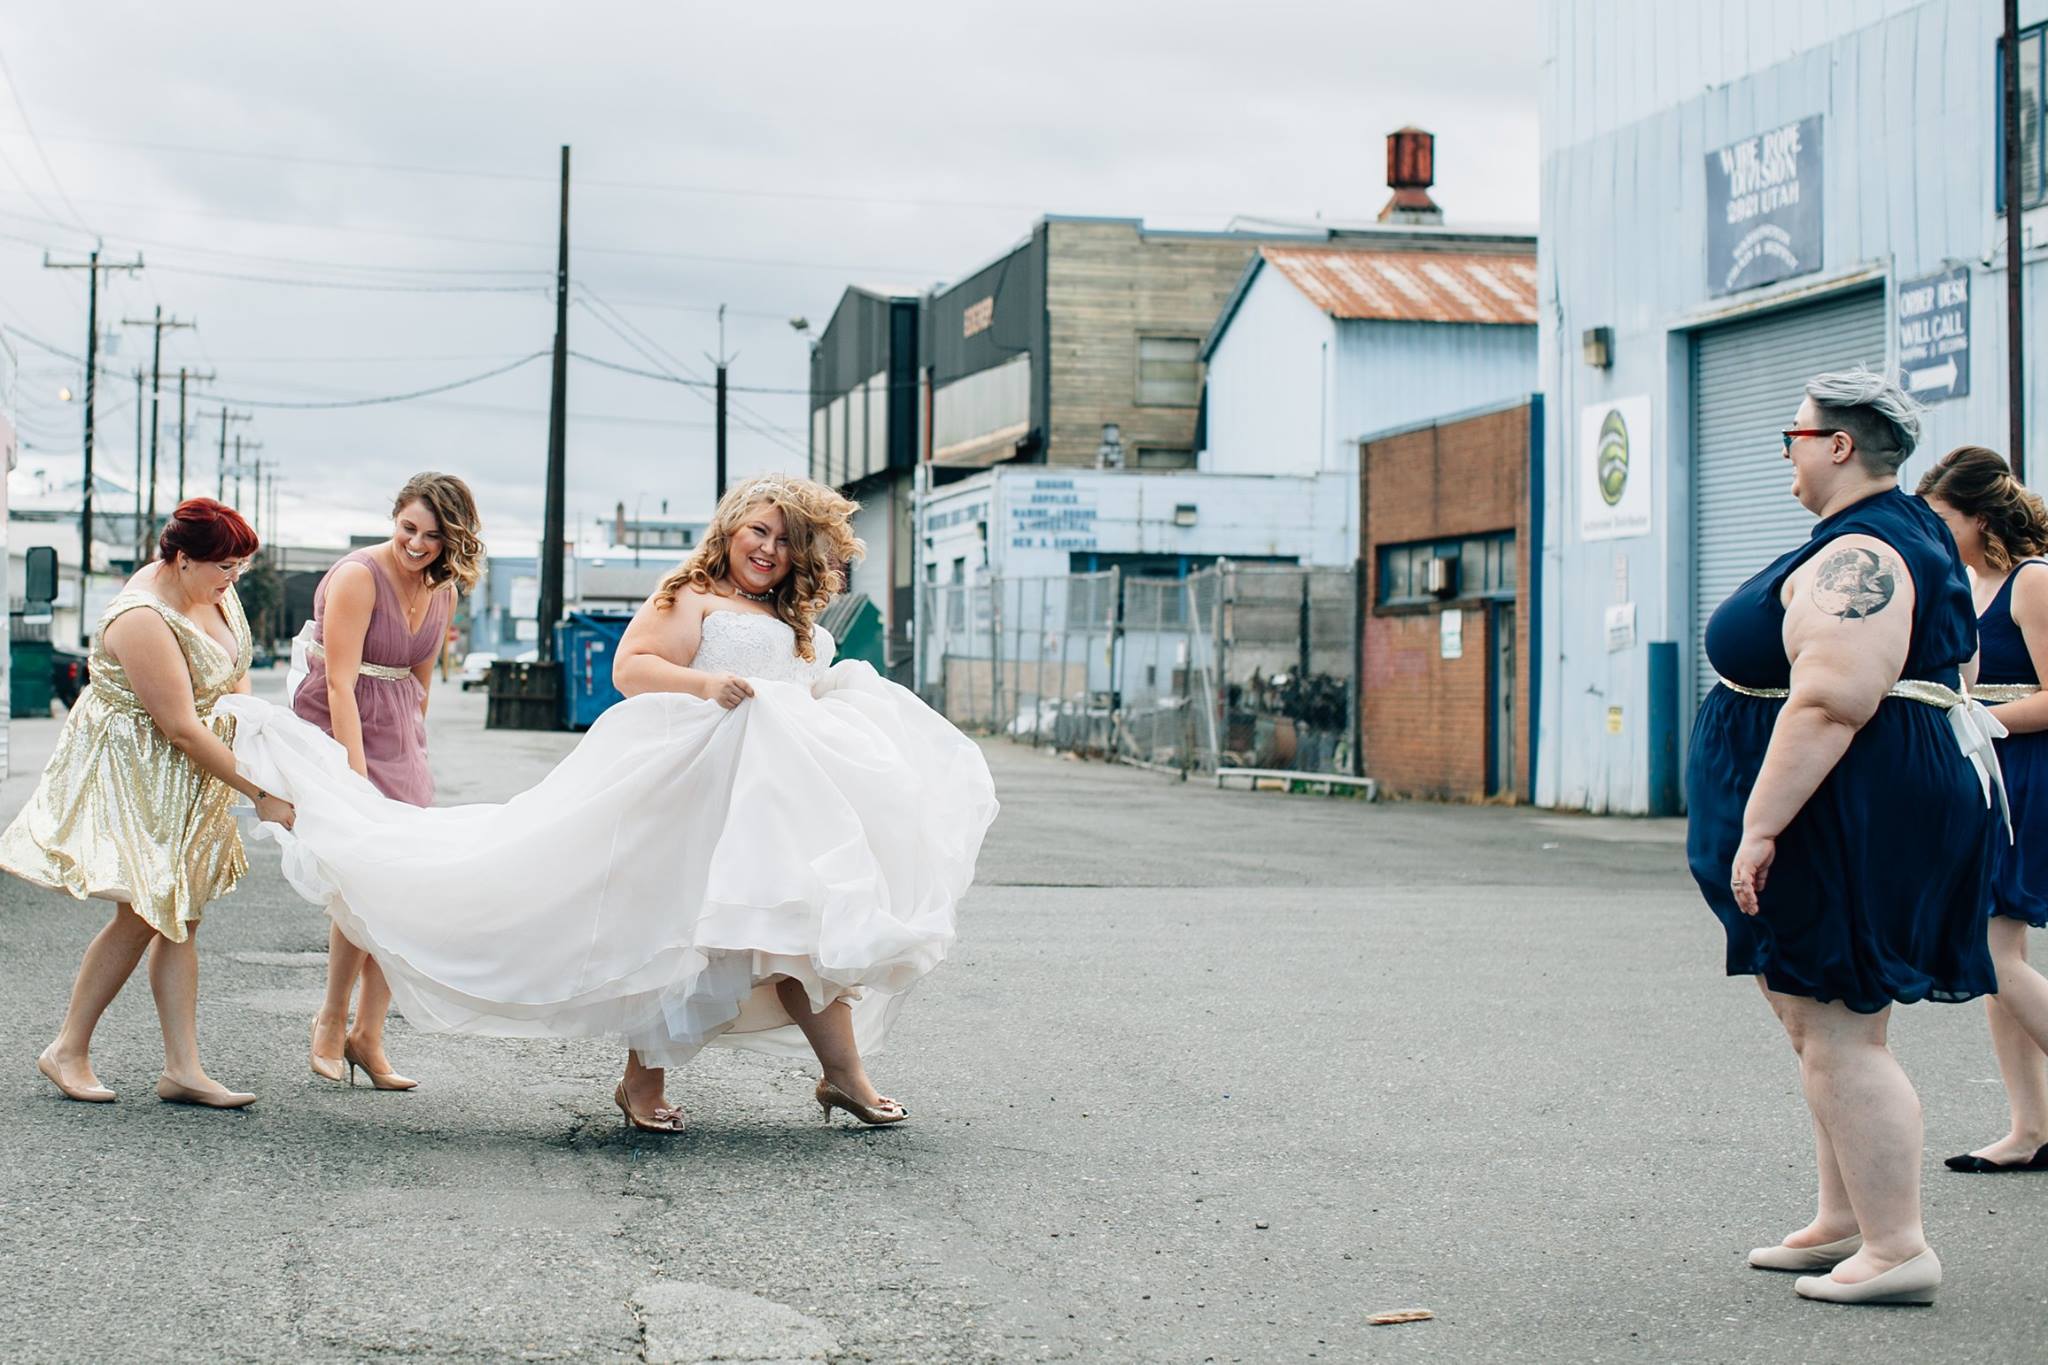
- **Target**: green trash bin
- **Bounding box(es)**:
[10,636,55,718]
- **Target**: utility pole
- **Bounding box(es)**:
[44,247,144,642]
[173,367,216,503]
[2004,0,2027,480]
[121,307,195,541]
[537,143,570,667]
[132,367,145,563]
[708,304,733,501]
[213,408,251,499]
[228,437,263,508]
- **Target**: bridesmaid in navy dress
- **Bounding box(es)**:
[1918,446,2048,1173]
[1686,371,1998,1307]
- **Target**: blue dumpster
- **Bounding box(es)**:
[555,611,636,730]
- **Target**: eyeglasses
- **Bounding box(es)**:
[206,559,253,580]
[1782,428,1841,452]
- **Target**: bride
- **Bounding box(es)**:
[222,476,997,1133]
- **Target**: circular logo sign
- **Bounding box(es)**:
[1597,408,1630,507]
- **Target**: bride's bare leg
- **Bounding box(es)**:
[622,1049,671,1112]
[312,922,364,1064]
[774,977,892,1109]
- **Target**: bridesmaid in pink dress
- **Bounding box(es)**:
[295,472,482,1089]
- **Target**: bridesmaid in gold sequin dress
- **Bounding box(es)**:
[0,499,296,1108]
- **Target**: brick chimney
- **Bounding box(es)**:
[1378,127,1443,225]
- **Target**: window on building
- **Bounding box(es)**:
[1377,532,1516,606]
[1137,337,1202,406]
[2000,21,2046,213]
[1135,447,1195,470]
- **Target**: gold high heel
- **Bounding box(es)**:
[815,1079,908,1126]
[309,1019,346,1083]
[155,1074,256,1109]
[612,1082,687,1133]
[342,1038,417,1091]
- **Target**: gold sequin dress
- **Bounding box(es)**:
[0,586,252,941]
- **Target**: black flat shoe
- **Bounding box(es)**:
[1944,1143,2048,1172]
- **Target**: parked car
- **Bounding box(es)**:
[458,651,497,691]
[50,644,88,709]
[250,643,277,670]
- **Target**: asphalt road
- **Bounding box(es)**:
[1,674,2044,1362]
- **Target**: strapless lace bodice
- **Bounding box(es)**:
[693,610,834,686]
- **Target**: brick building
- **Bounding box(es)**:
[1359,399,1539,800]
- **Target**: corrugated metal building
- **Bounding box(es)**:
[808,286,923,677]
[1538,0,2048,813]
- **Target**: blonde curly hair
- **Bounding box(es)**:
[652,475,863,662]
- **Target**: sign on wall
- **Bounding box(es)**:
[1706,115,1824,297]
[1895,265,1971,402]
[1578,396,1654,542]
[1008,476,1099,551]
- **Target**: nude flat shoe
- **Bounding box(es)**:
[1795,1248,1940,1306]
[36,1049,114,1103]
[155,1075,256,1109]
[1748,1233,1863,1271]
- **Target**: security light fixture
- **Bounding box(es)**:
[1173,504,1199,527]
[1582,326,1614,369]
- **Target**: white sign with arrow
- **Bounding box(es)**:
[1896,266,1971,402]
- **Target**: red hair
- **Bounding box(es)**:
[158,498,259,563]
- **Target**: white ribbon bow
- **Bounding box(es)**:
[1948,697,2013,843]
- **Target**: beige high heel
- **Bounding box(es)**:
[612,1082,687,1133]
[815,1079,908,1126]
[342,1038,417,1091]
[309,1019,346,1083]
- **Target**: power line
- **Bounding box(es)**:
[147,262,552,294]
[0,45,94,232]
[0,189,937,275]
[0,128,1063,215]
[188,351,548,409]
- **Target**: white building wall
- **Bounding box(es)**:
[1537,0,2048,812]
[1333,320,1539,448]
[1201,266,1334,477]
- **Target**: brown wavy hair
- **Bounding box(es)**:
[1916,446,2048,572]
[393,472,483,593]
[652,475,863,662]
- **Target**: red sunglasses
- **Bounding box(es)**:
[1781,428,1842,452]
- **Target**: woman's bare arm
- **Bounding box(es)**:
[610,590,754,707]
[319,562,377,779]
[104,609,295,828]
[1731,534,1913,914]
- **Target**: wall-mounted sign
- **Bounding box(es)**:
[1896,265,1971,402]
[962,296,995,338]
[1604,602,1637,653]
[1578,396,1654,542]
[1706,115,1823,297]
[1439,607,1464,660]
[1008,476,1098,551]
[1605,706,1623,735]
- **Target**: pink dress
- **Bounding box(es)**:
[291,549,451,807]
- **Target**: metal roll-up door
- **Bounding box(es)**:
[1691,288,1887,701]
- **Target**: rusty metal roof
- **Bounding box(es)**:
[1258,245,1537,325]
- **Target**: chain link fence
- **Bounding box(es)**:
[916,561,1358,777]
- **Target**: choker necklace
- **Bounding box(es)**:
[734,586,774,603]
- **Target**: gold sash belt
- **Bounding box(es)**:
[1716,676,1967,708]
[304,640,414,682]
[1972,683,2041,703]
[1714,676,2012,840]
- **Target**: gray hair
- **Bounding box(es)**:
[1804,368,1926,473]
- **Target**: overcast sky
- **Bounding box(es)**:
[0,2,1540,554]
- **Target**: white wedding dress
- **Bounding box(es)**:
[218,611,999,1066]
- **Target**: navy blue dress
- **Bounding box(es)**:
[1979,560,2048,927]
[1686,488,1996,1011]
